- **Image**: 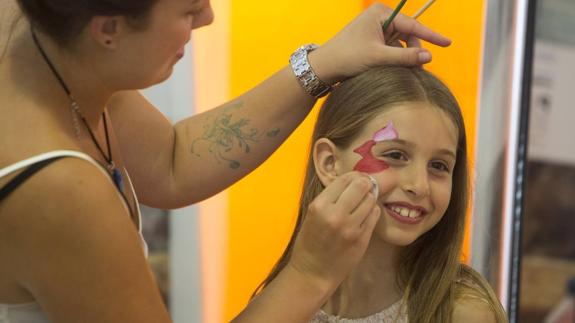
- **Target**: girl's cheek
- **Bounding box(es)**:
[352,122,398,174]
[372,170,398,197]
[352,140,390,173]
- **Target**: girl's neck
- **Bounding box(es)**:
[322,239,404,318]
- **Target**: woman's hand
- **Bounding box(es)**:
[287,172,381,292]
[309,2,452,84]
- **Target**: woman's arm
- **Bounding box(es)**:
[231,265,332,323]
[233,172,381,322]
[108,3,451,209]
[108,66,313,208]
[0,158,172,323]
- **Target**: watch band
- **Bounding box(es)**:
[289,44,332,98]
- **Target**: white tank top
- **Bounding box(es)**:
[0,150,148,323]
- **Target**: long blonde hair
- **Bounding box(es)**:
[254,66,507,322]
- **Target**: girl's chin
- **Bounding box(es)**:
[375,229,419,247]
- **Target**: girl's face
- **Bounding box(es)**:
[115,0,213,87]
[337,103,458,246]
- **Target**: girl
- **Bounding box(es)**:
[255,66,508,322]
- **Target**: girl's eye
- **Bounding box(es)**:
[383,151,407,161]
[430,161,450,172]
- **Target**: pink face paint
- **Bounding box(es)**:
[352,121,399,174]
[373,121,399,142]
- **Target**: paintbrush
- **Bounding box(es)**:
[386,0,436,45]
[382,0,408,32]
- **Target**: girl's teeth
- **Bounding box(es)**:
[390,206,422,218]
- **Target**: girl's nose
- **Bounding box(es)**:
[402,164,430,198]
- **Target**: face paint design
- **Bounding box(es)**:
[353,121,399,173]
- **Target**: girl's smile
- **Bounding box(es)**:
[384,201,428,224]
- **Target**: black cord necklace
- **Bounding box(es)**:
[31,28,124,192]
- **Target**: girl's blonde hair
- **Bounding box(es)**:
[255,66,507,322]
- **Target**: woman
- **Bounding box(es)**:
[0,0,451,322]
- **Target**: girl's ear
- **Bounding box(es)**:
[89,16,122,50]
[313,138,340,187]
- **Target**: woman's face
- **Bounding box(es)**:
[115,0,213,87]
[335,103,458,247]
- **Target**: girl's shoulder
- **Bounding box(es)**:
[455,264,491,298]
[453,264,509,323]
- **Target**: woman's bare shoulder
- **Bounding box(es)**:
[0,156,129,243]
[0,156,172,323]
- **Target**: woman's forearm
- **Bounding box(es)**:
[232,264,333,323]
[169,65,316,204]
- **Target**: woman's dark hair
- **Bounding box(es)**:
[17,0,159,47]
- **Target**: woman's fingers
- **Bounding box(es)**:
[359,205,381,244]
[349,191,378,228]
[378,6,451,47]
[380,45,432,66]
[319,171,358,204]
[333,175,372,213]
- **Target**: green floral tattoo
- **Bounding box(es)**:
[191,101,280,169]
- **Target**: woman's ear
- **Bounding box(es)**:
[89,16,122,50]
[313,138,340,187]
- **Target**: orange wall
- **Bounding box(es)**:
[224,0,484,321]
[225,2,364,320]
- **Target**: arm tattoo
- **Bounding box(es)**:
[191,101,280,169]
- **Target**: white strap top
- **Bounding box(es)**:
[0,150,148,323]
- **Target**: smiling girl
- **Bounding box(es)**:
[255,66,508,322]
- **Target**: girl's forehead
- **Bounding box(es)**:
[359,103,459,144]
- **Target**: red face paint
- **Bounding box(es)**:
[352,140,389,173]
[352,121,398,174]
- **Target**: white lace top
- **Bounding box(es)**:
[310,300,408,323]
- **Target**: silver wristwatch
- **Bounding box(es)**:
[289,44,331,98]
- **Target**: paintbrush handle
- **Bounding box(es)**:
[382,0,408,32]
[385,0,436,45]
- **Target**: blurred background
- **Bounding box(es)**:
[138,0,575,322]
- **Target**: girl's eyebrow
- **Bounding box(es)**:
[436,148,456,160]
[383,138,413,147]
[382,139,456,159]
